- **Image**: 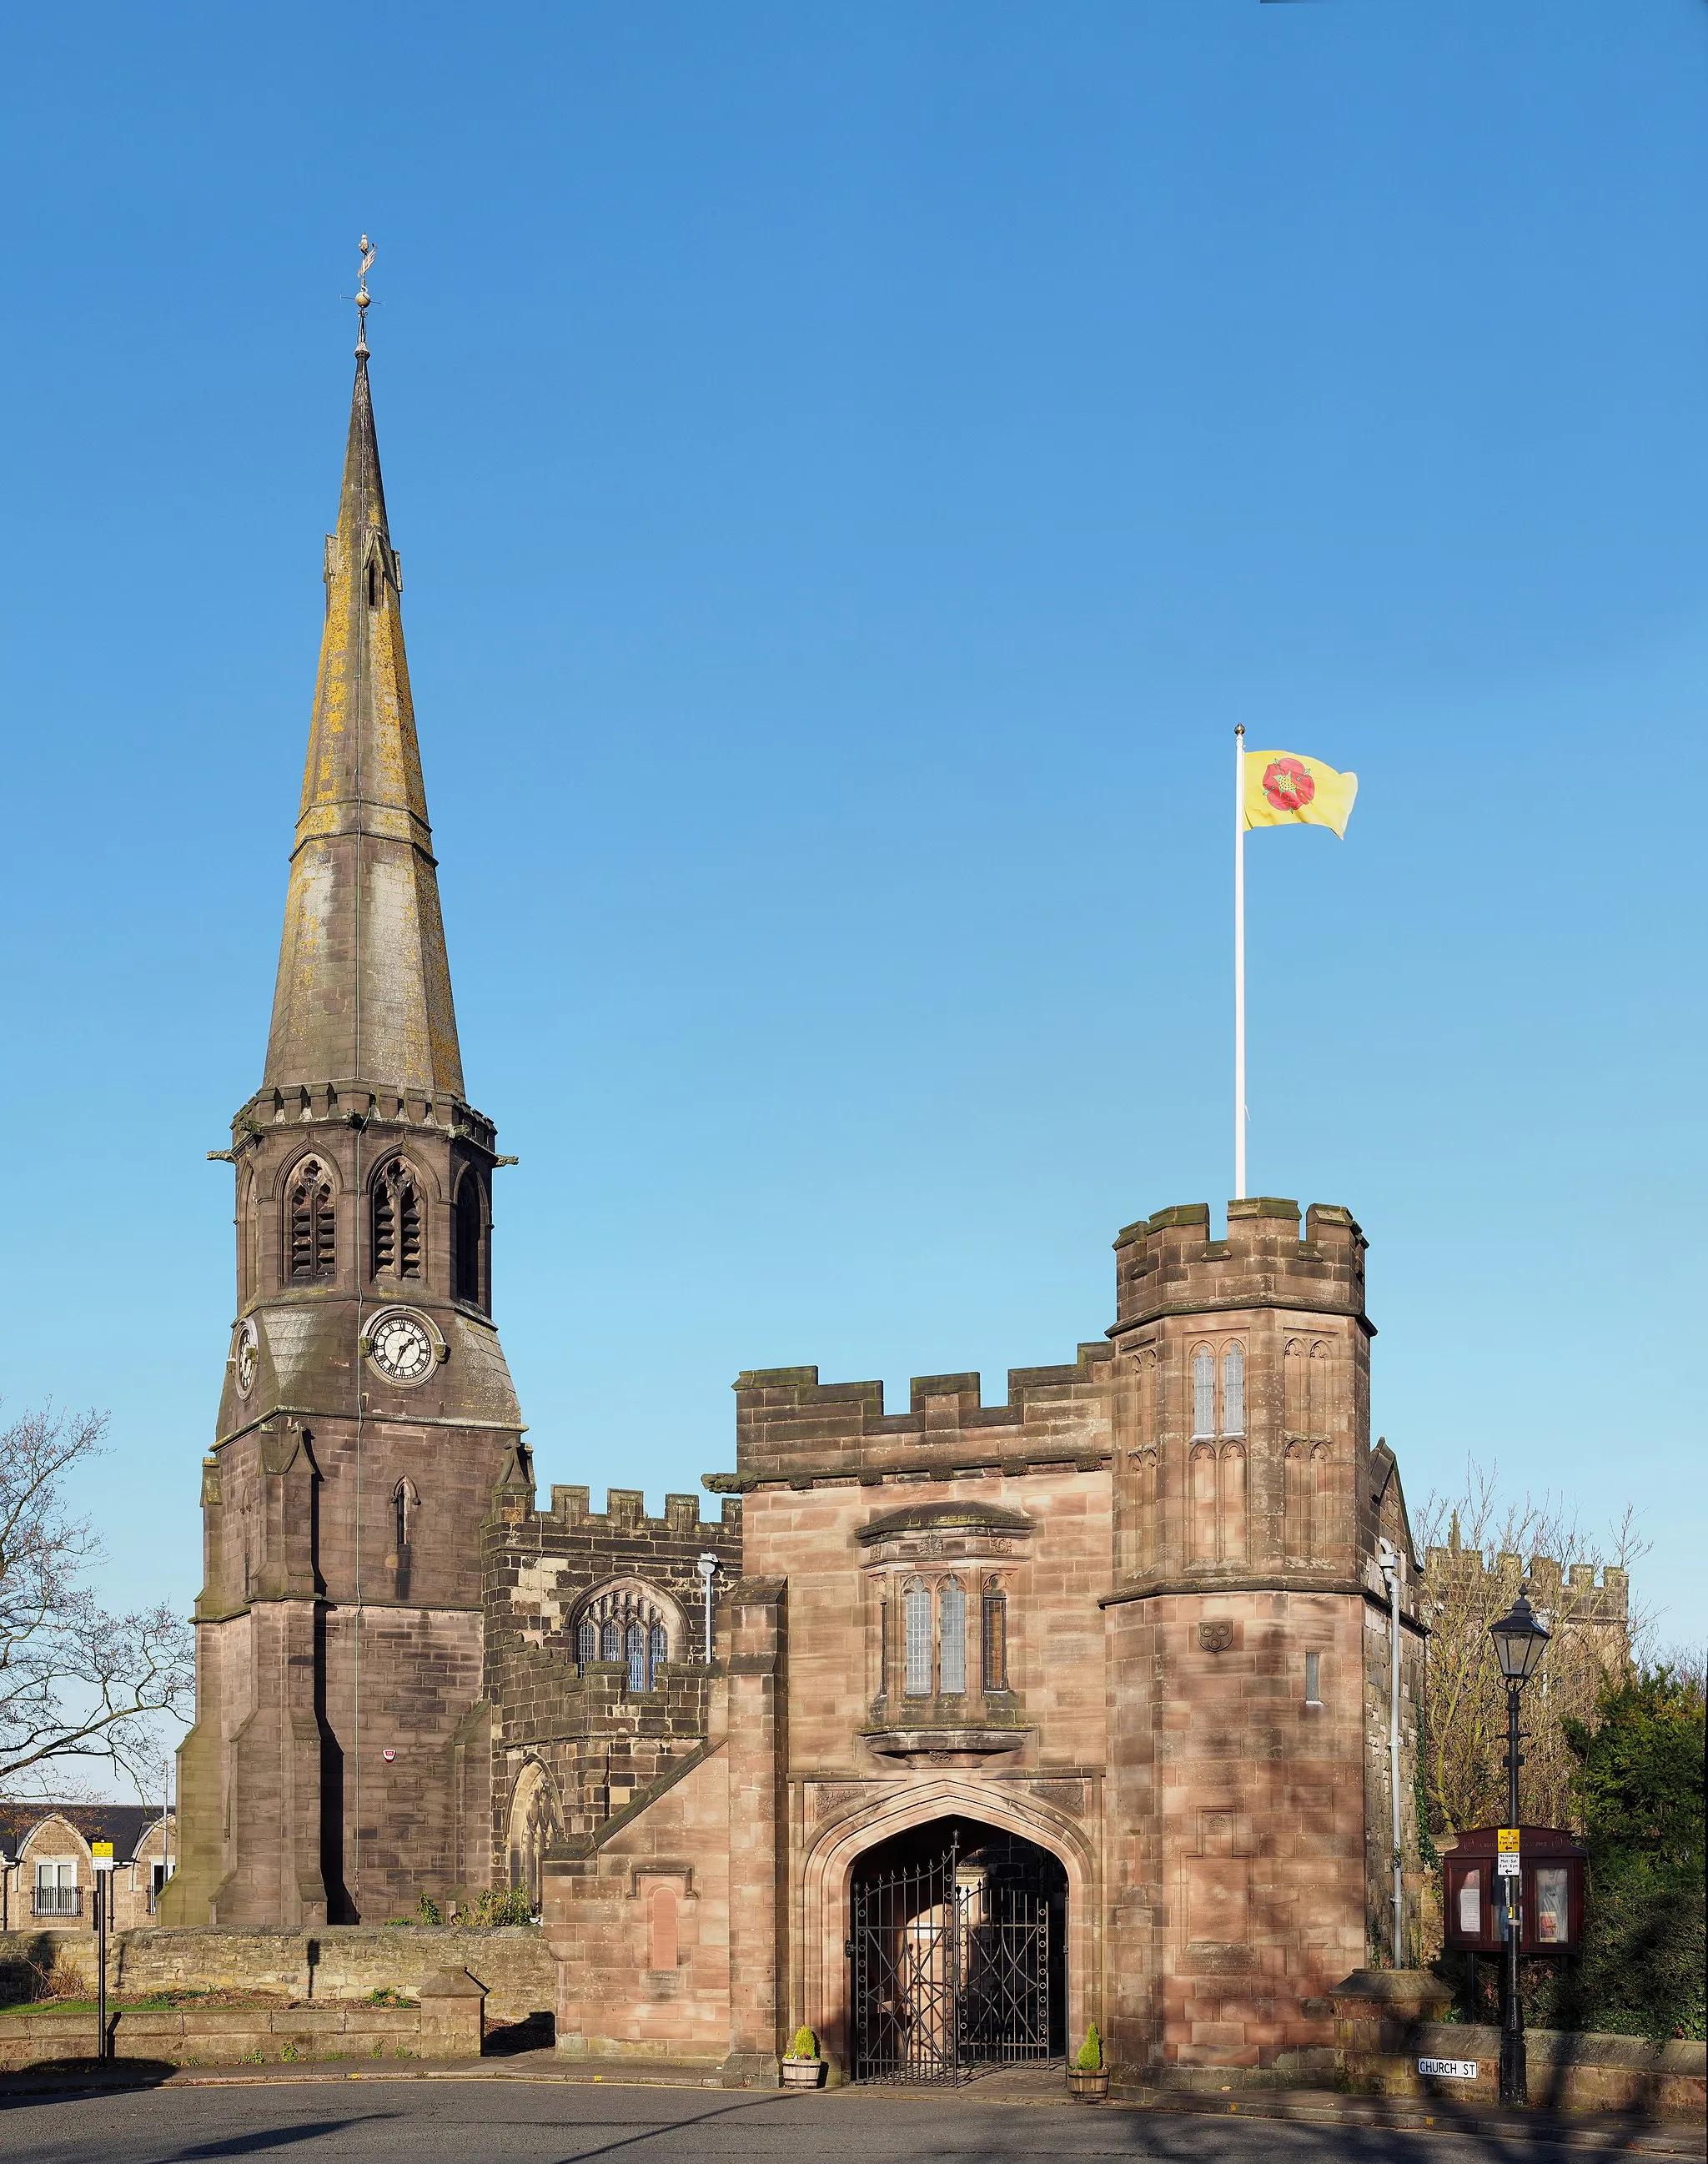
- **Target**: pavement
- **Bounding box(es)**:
[0,2054,1701,2162]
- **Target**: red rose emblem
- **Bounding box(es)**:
[1262,757,1315,813]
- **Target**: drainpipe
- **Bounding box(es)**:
[1378,1538,1404,1967]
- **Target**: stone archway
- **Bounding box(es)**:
[799,1779,1097,2081]
[847,1815,1067,2080]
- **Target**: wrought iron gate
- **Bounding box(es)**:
[850,1835,1053,2083]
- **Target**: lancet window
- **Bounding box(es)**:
[1222,1343,1244,1437]
[1192,1347,1216,1438]
[286,1160,336,1282]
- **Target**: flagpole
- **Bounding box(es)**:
[1234,723,1246,1201]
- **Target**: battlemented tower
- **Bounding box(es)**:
[161,329,523,1926]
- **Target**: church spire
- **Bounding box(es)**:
[263,303,465,1101]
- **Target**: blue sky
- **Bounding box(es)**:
[2,2,1704,1661]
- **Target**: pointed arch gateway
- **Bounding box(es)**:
[801,1780,1095,2084]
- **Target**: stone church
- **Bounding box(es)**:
[161,337,1427,2091]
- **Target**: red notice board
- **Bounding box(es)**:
[1442,1825,1586,1954]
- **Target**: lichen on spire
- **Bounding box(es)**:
[262,349,465,1101]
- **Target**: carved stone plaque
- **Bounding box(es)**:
[1198,1620,1234,1654]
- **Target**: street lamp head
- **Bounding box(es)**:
[1489,1589,1550,1686]
[696,1552,719,1583]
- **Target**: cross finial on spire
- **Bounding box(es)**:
[355,233,376,359]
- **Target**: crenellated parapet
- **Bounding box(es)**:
[1104,1201,1376,1589]
[1423,1539,1629,1640]
[1112,1197,1368,1336]
[725,1345,1116,1491]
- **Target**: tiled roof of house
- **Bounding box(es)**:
[0,1802,174,1863]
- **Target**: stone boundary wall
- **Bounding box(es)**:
[104,1927,553,2028]
[1329,1976,1702,2122]
[1349,2022,1705,2120]
[0,1992,480,2072]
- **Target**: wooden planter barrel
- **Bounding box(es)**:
[781,2057,827,2089]
[1067,2067,1108,2102]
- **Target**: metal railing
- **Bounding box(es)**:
[33,1885,83,1917]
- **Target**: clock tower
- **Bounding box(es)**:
[159,320,524,1926]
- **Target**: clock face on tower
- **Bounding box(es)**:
[368,1310,435,1385]
[233,1318,259,1397]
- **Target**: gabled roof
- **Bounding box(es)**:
[0,1802,173,1864]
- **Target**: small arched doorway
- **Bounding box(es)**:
[848,1815,1066,2083]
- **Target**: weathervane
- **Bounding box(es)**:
[354,233,377,358]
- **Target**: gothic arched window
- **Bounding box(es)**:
[576,1584,676,1689]
[287,1160,335,1282]
[1222,1343,1245,1438]
[903,1580,932,1697]
[393,1478,416,1554]
[454,1173,485,1307]
[372,1161,422,1281]
[1192,1347,1216,1439]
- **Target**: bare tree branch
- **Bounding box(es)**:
[0,1403,193,1800]
[1417,1461,1648,1835]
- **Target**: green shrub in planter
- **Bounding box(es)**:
[1077,2024,1103,2072]
[790,2026,818,2060]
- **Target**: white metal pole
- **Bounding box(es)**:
[1234,724,1247,1202]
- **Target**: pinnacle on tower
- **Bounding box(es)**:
[262,345,465,1100]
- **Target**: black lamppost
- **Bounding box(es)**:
[1489,1590,1550,2107]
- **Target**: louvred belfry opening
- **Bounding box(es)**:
[288,1161,335,1281]
[372,1162,422,1281]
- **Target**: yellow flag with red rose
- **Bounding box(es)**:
[1242,749,1358,836]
